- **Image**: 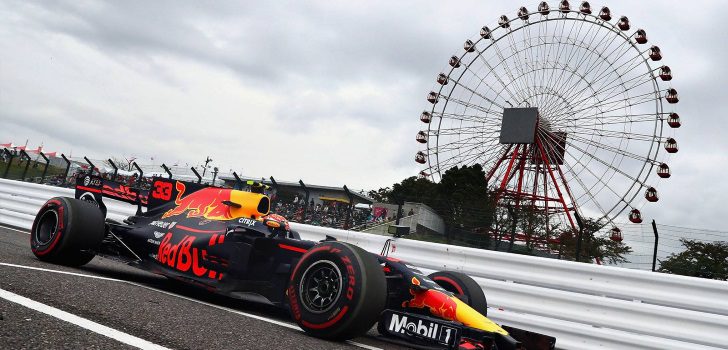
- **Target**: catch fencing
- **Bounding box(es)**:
[1,178,727,350]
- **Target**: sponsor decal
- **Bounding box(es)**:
[147,238,161,245]
[101,183,138,202]
[149,220,176,229]
[162,181,234,220]
[288,285,301,320]
[238,218,257,227]
[157,233,222,280]
[340,254,356,300]
[388,313,457,345]
[403,289,458,320]
[79,193,99,207]
[227,227,245,235]
[82,176,101,187]
[153,231,165,239]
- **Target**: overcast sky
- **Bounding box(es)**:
[1,1,727,232]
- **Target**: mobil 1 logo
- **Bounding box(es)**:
[383,310,458,347]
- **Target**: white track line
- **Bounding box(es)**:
[2,225,29,234]
[0,260,383,350]
[0,288,170,350]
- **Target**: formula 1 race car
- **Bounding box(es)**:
[29,175,555,350]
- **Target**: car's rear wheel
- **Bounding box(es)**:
[30,197,105,266]
[288,242,386,340]
[429,270,488,316]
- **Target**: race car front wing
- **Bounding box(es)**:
[377,309,555,350]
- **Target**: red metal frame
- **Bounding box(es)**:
[485,132,581,248]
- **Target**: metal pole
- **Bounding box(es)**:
[132,162,144,215]
[202,156,212,177]
[190,167,202,183]
[269,176,279,207]
[651,219,659,272]
[299,180,309,221]
[212,167,218,186]
[20,150,31,181]
[39,152,50,183]
[343,185,354,229]
[507,204,517,252]
[107,159,119,181]
[61,154,71,185]
[161,164,173,179]
[132,162,144,184]
[84,156,96,175]
[574,212,584,262]
[232,172,243,190]
[2,149,15,178]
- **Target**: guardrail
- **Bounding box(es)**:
[1,178,727,349]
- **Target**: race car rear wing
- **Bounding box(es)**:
[74,174,206,216]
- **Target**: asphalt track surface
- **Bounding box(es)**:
[0,225,409,350]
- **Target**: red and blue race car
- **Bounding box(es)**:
[30,175,555,349]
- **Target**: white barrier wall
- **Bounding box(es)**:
[1,178,727,350]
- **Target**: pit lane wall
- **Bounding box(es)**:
[1,178,727,350]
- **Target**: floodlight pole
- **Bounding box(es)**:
[202,156,212,177]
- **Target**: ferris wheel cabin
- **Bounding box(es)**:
[599,7,612,21]
[579,2,592,14]
[610,227,623,242]
[635,29,648,44]
[667,113,681,128]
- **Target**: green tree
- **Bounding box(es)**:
[390,176,438,206]
[367,187,392,203]
[551,219,632,264]
[658,239,728,280]
[435,164,492,231]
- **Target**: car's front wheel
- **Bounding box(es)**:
[30,197,104,266]
[288,242,386,340]
[429,270,488,316]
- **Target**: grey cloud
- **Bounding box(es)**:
[2,0,728,232]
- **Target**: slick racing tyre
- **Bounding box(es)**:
[288,242,386,340]
[429,270,488,316]
[30,197,105,266]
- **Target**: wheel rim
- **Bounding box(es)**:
[35,210,58,245]
[299,260,343,314]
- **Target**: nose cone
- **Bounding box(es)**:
[404,288,508,336]
[449,294,508,336]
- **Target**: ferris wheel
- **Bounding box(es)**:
[415,1,680,238]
